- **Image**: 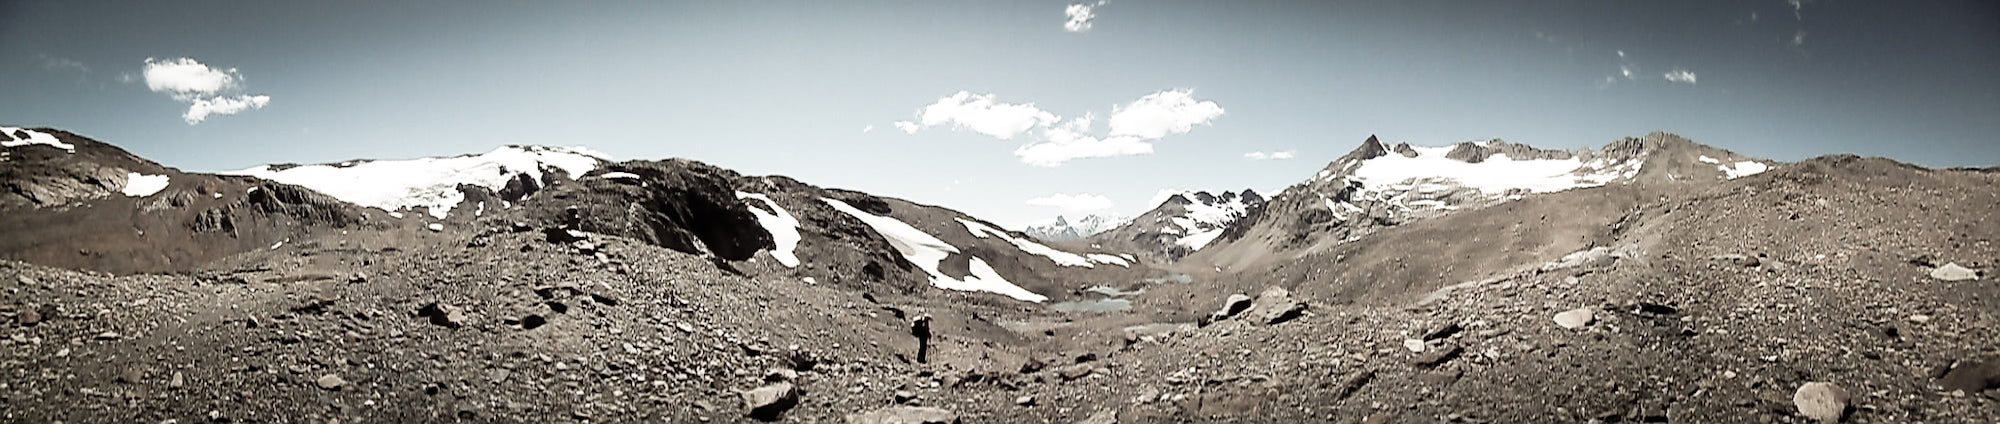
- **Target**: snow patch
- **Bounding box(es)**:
[1721,161,1768,179]
[1175,228,1224,250]
[736,192,802,268]
[956,218,1094,268]
[822,198,1045,302]
[600,171,640,180]
[1085,253,1131,267]
[224,145,609,219]
[121,173,170,197]
[1697,155,1721,164]
[0,127,75,152]
[1352,148,1595,195]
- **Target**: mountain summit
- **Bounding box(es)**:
[1021,214,1126,242]
[1084,188,1265,262]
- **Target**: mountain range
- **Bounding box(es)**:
[3,125,1994,423]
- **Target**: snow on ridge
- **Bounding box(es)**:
[0,127,75,152]
[223,145,609,219]
[737,192,802,268]
[1353,147,1597,195]
[599,171,641,180]
[122,173,170,197]
[956,218,1112,268]
[1722,161,1768,179]
[822,198,1046,302]
[1175,228,1225,250]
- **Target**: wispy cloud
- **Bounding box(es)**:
[142,57,273,124]
[1787,0,1808,20]
[861,124,875,133]
[897,89,1225,167]
[1026,193,1114,211]
[1243,151,1295,160]
[38,54,88,74]
[1064,1,1106,33]
[1790,30,1807,48]
[1663,69,1698,85]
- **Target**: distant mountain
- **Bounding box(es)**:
[1196,132,1774,269]
[1021,214,1126,242]
[1084,189,1264,262]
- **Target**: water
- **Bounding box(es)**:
[1049,298,1132,313]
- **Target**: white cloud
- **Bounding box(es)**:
[144,57,243,101]
[1663,69,1698,85]
[898,91,1058,139]
[862,124,875,133]
[1244,151,1295,160]
[1790,30,1807,47]
[1026,193,1114,211]
[898,89,1224,167]
[1064,2,1099,32]
[1106,89,1226,139]
[184,95,271,124]
[1788,0,1807,20]
[142,57,273,125]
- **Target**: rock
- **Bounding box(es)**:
[1248,287,1313,325]
[844,406,960,424]
[1908,254,1938,267]
[1362,411,1395,424]
[169,371,185,389]
[741,383,801,421]
[316,374,346,391]
[16,308,39,326]
[1554,307,1596,329]
[417,302,468,328]
[894,390,918,404]
[1331,369,1375,400]
[1201,294,1254,326]
[1076,409,1118,424]
[1056,364,1095,381]
[1929,263,1981,281]
[1402,339,1427,353]
[426,223,443,232]
[1408,344,1462,368]
[1791,382,1849,423]
[1712,254,1761,267]
[764,368,798,383]
[1939,358,2000,393]
[1261,301,1309,325]
[1421,322,1463,341]
[1633,302,1678,316]
[1015,395,1035,406]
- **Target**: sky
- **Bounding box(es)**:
[4,0,1997,229]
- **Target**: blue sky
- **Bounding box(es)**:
[4,1,1996,228]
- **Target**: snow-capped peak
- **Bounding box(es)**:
[224,145,611,219]
[1022,213,1126,242]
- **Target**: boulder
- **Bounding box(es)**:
[741,383,801,421]
[1791,382,1849,423]
[844,406,960,424]
[1553,307,1595,329]
[1929,263,1981,281]
[1201,294,1253,326]
[1940,358,2000,393]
